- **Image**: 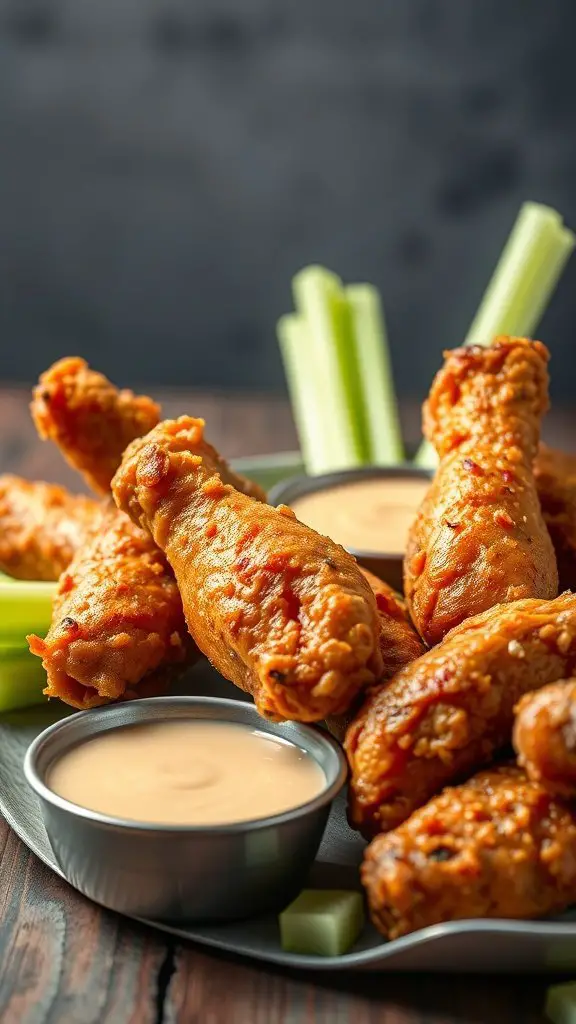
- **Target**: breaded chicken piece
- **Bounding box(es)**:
[112,416,383,722]
[31,356,266,503]
[534,444,576,592]
[514,679,576,798]
[0,474,99,580]
[346,592,576,837]
[362,765,576,940]
[405,338,557,646]
[327,569,426,740]
[28,502,194,709]
[31,357,161,494]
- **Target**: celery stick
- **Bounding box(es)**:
[277,314,335,476]
[464,202,575,348]
[346,283,404,465]
[293,266,368,472]
[545,981,576,1023]
[415,201,576,469]
[0,646,47,711]
[279,889,364,957]
[0,581,55,642]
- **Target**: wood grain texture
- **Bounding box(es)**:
[0,384,572,1023]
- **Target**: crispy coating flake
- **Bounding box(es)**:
[346,593,576,837]
[112,416,383,722]
[362,765,576,940]
[28,502,194,709]
[404,337,557,646]
[31,357,161,494]
[514,680,576,798]
[534,443,576,592]
[0,474,100,580]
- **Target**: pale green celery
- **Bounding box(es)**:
[415,201,576,468]
[346,283,404,465]
[545,981,576,1023]
[279,889,365,957]
[0,581,55,642]
[277,314,335,476]
[292,266,369,473]
[0,646,47,711]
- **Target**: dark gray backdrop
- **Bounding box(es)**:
[1,0,576,403]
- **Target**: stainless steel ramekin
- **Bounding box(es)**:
[24,696,347,923]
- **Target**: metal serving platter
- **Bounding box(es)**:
[2,452,576,972]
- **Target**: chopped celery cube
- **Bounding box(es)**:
[279,889,364,957]
[546,981,576,1023]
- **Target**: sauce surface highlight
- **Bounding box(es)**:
[291,477,429,554]
[48,720,326,825]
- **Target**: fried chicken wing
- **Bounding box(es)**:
[362,765,576,940]
[31,357,161,494]
[405,337,557,646]
[28,502,193,708]
[514,679,576,798]
[0,474,99,580]
[112,416,383,722]
[534,444,576,592]
[346,592,576,837]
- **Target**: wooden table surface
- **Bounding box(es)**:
[1,383,572,1024]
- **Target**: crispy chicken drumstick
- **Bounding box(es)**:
[405,337,557,646]
[0,475,99,580]
[346,592,576,837]
[28,361,196,707]
[112,416,383,722]
[514,679,576,798]
[362,765,576,940]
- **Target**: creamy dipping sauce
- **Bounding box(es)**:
[47,720,326,826]
[291,477,430,554]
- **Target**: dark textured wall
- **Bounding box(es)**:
[1,0,576,402]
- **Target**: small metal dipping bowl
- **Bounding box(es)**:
[269,466,433,594]
[24,696,347,923]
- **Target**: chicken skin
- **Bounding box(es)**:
[346,592,576,837]
[534,444,576,592]
[362,765,576,940]
[0,475,99,581]
[31,356,161,494]
[514,679,576,799]
[405,337,557,646]
[28,502,193,709]
[112,416,383,722]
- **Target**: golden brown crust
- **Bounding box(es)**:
[362,765,576,940]
[27,502,195,709]
[404,338,557,646]
[346,592,576,837]
[31,357,161,495]
[112,416,383,722]
[0,475,100,581]
[514,679,576,798]
[534,443,576,592]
